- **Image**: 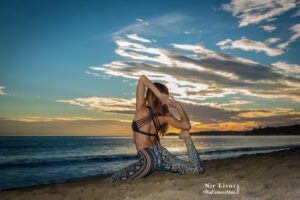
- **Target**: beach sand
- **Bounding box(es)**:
[1,147,300,200]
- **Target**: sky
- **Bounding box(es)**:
[0,0,299,136]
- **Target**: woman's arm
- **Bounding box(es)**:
[164,101,191,130]
[175,101,191,129]
[141,75,162,99]
[136,75,171,111]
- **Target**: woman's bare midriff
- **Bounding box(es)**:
[133,132,158,151]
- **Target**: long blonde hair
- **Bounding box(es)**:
[145,82,169,136]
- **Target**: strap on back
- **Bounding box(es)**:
[148,106,161,132]
[133,106,161,144]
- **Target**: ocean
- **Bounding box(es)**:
[1,135,300,190]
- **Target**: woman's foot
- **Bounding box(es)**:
[178,130,192,142]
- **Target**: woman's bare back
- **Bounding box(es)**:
[132,106,163,151]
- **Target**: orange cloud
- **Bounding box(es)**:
[192,121,261,131]
[0,118,132,136]
[237,108,300,118]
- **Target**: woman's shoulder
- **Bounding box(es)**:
[134,105,151,118]
[136,104,150,112]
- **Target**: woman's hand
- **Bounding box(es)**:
[166,96,176,108]
[159,94,176,108]
[159,93,169,106]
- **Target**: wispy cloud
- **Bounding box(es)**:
[126,34,152,43]
[236,108,300,119]
[109,12,188,39]
[0,86,5,95]
[216,24,300,56]
[265,37,280,44]
[260,25,277,32]
[271,61,300,77]
[114,39,172,65]
[0,116,114,122]
[217,100,254,107]
[136,18,150,25]
[171,43,258,65]
[277,23,300,49]
[216,37,283,56]
[222,0,298,27]
[56,97,136,114]
[192,121,260,131]
[292,8,300,17]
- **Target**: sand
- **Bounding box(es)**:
[1,147,300,200]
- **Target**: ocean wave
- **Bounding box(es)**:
[1,144,299,169]
[0,153,139,169]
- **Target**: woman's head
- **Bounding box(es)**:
[145,82,169,136]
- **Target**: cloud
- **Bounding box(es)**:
[81,12,300,131]
[291,8,300,17]
[222,0,298,27]
[217,100,254,107]
[114,39,172,65]
[265,37,280,44]
[271,61,300,77]
[171,43,258,65]
[0,86,5,95]
[184,101,300,129]
[1,116,120,122]
[110,12,188,38]
[136,18,150,25]
[290,23,300,40]
[54,96,300,132]
[126,34,152,43]
[260,25,277,32]
[171,43,215,57]
[86,36,300,103]
[266,17,277,22]
[277,23,300,49]
[217,37,283,56]
[0,117,132,136]
[56,97,136,114]
[217,24,300,55]
[236,108,300,118]
[192,121,260,131]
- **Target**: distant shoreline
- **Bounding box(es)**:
[168,123,300,136]
[1,123,299,137]
[1,134,300,137]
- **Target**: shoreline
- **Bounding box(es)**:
[1,147,300,199]
[0,146,297,192]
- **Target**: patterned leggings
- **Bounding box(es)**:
[107,140,205,183]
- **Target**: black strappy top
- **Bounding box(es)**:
[131,106,162,143]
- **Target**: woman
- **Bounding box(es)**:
[106,75,205,183]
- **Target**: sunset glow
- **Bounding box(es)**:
[0,0,299,136]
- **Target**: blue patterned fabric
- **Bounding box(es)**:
[107,140,205,183]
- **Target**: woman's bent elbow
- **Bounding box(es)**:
[140,75,146,81]
[183,123,191,130]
